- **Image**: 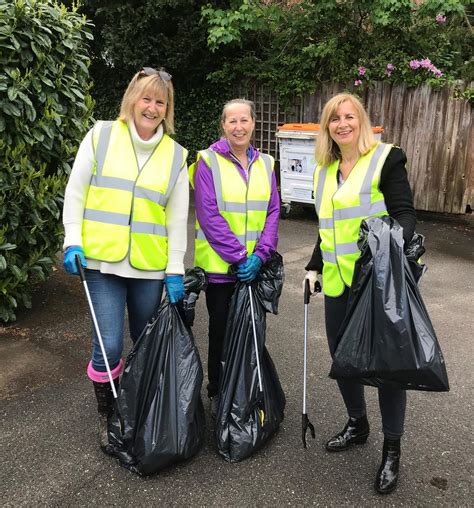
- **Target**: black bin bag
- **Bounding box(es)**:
[329,216,449,392]
[107,268,207,475]
[215,253,286,462]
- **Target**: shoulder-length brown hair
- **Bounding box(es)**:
[119,71,175,135]
[315,93,377,166]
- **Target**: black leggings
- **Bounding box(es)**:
[205,282,236,398]
[325,287,407,440]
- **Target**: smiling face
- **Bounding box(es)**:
[328,100,361,150]
[221,103,255,153]
[133,88,167,140]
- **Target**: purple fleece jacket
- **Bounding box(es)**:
[193,138,280,283]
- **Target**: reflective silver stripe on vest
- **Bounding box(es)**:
[163,143,185,205]
[222,202,247,213]
[248,154,272,212]
[360,143,386,204]
[95,121,114,177]
[322,244,359,262]
[91,175,135,192]
[318,218,333,229]
[94,123,183,208]
[315,165,328,216]
[134,187,167,206]
[322,250,337,264]
[133,144,184,207]
[333,199,386,220]
[205,150,226,211]
[336,241,360,255]
[206,149,246,213]
[246,230,260,241]
[84,209,130,226]
[131,222,167,236]
[332,144,388,220]
[259,153,273,187]
[205,150,271,213]
[247,200,268,211]
[195,228,258,244]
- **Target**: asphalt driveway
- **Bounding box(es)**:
[1,205,472,506]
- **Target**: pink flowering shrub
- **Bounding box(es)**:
[409,58,443,78]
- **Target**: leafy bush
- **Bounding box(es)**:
[0,0,94,322]
[202,0,473,100]
[77,0,228,157]
[175,84,229,158]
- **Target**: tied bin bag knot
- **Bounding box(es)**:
[329,216,449,392]
[106,268,207,475]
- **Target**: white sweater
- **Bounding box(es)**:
[62,121,189,280]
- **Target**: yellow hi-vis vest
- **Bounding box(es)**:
[189,149,274,273]
[82,120,188,271]
[314,143,392,297]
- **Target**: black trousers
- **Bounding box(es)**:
[205,282,236,398]
[325,287,407,440]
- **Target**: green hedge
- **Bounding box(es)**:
[0,0,94,322]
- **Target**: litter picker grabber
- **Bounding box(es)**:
[302,277,321,448]
[248,284,265,426]
[75,255,124,432]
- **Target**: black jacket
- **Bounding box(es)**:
[305,146,416,272]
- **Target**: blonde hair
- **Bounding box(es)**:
[220,98,256,135]
[119,71,175,134]
[315,93,377,166]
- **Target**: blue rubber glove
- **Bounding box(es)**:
[63,246,86,275]
[165,275,185,304]
[236,254,263,282]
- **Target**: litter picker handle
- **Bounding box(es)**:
[248,284,263,393]
[304,278,310,304]
[304,278,322,304]
[75,253,118,400]
[75,254,86,282]
[314,280,322,294]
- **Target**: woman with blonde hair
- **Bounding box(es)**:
[62,67,189,451]
[303,92,416,494]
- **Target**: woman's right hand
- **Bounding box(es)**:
[302,270,321,294]
[63,246,87,275]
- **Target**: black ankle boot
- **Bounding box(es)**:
[375,438,401,494]
[92,381,117,451]
[325,415,370,452]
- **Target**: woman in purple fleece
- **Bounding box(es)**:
[190,98,280,417]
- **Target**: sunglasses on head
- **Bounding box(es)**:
[139,67,172,81]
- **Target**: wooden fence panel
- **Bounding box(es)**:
[233,82,473,214]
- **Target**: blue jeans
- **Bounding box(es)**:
[85,269,163,372]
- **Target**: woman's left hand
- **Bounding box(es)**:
[236,254,263,282]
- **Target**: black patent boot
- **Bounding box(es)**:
[375,438,401,494]
[325,415,370,452]
[92,381,116,451]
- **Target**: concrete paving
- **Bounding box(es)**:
[1,204,473,506]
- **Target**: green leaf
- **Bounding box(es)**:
[7,87,18,101]
[0,243,17,251]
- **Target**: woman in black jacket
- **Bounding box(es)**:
[303,92,416,495]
